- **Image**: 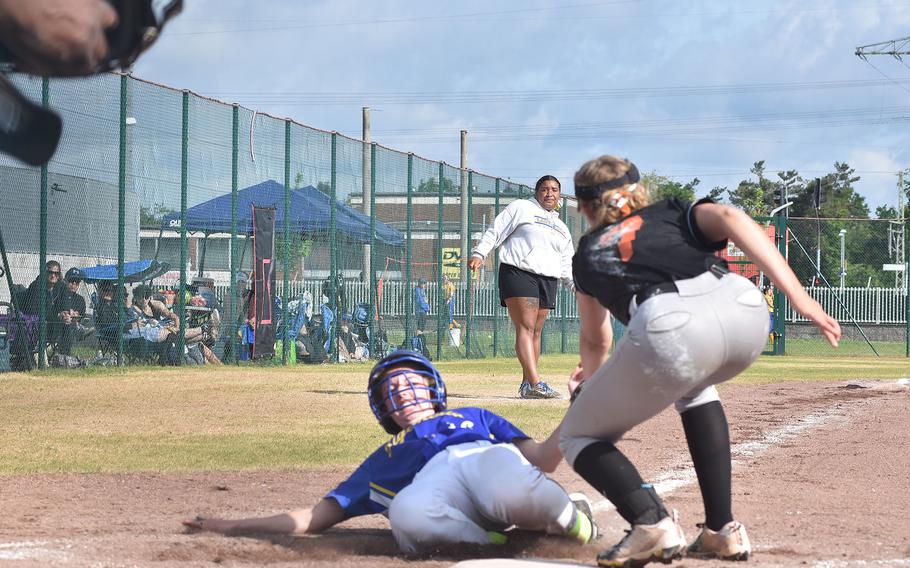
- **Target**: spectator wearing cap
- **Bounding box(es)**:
[52,268,88,355]
[413,277,430,336]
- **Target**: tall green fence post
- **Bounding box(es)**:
[906,217,909,358]
[330,133,338,362]
[775,214,787,355]
[369,143,377,356]
[38,77,49,369]
[116,74,128,366]
[405,154,413,343]
[229,105,239,364]
[177,90,189,363]
[436,162,445,360]
[493,178,500,357]
[282,120,291,365]
[465,171,474,358]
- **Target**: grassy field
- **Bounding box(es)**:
[783,337,907,357]
[0,353,905,475]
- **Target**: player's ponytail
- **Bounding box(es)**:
[574,156,650,230]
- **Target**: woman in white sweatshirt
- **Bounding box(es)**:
[468,175,575,399]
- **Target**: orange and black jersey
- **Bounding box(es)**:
[572,198,728,325]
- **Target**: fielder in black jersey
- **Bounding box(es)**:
[573,197,729,326]
[556,155,841,568]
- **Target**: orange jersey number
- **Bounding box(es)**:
[617,216,643,262]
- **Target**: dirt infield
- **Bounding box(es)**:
[0,379,907,567]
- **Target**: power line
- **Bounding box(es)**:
[372,116,910,145]
[170,2,908,36]
[209,78,910,107]
[858,58,910,96]
[368,105,910,136]
[167,0,641,36]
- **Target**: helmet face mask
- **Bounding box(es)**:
[368,350,446,434]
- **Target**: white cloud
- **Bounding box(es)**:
[847,148,904,212]
[124,0,910,210]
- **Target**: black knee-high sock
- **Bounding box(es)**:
[573,441,668,525]
[681,401,733,531]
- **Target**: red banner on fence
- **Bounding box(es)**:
[252,206,276,359]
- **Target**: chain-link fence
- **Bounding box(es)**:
[782,217,909,357]
[0,73,906,371]
[0,73,593,370]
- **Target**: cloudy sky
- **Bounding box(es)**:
[133,0,910,214]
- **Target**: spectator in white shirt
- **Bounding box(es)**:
[468,175,574,399]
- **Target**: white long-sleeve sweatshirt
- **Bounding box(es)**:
[472,198,575,288]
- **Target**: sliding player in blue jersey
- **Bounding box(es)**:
[184,349,597,553]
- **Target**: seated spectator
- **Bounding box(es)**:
[22,260,63,316]
[128,287,219,363]
[296,316,327,364]
[191,288,222,341]
[337,314,367,363]
[131,285,179,325]
[94,283,220,365]
[52,267,89,355]
[94,281,130,339]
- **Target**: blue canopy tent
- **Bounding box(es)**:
[160,180,404,245]
[77,259,171,284]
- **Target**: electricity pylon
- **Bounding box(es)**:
[856,37,908,289]
[855,36,910,59]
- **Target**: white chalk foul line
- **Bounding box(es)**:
[0,539,70,561]
[813,560,910,568]
[592,398,857,513]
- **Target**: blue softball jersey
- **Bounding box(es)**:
[326,407,527,518]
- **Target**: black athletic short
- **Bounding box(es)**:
[498,263,558,309]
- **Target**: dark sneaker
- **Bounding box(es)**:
[686,520,750,561]
[597,510,686,568]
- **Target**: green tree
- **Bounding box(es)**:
[275,236,312,279]
[704,186,727,202]
[316,181,332,195]
[823,162,868,218]
[775,169,803,212]
[790,163,867,219]
[875,205,898,220]
[642,172,720,202]
[417,177,458,194]
[139,203,175,228]
[281,172,316,274]
[728,161,771,216]
[659,178,699,202]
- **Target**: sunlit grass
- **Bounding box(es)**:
[0,353,904,473]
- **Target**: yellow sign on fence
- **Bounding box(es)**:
[442,247,461,279]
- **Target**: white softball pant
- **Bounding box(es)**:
[560,271,770,466]
[389,440,576,553]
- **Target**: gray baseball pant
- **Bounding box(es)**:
[389,441,576,552]
[560,271,770,466]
